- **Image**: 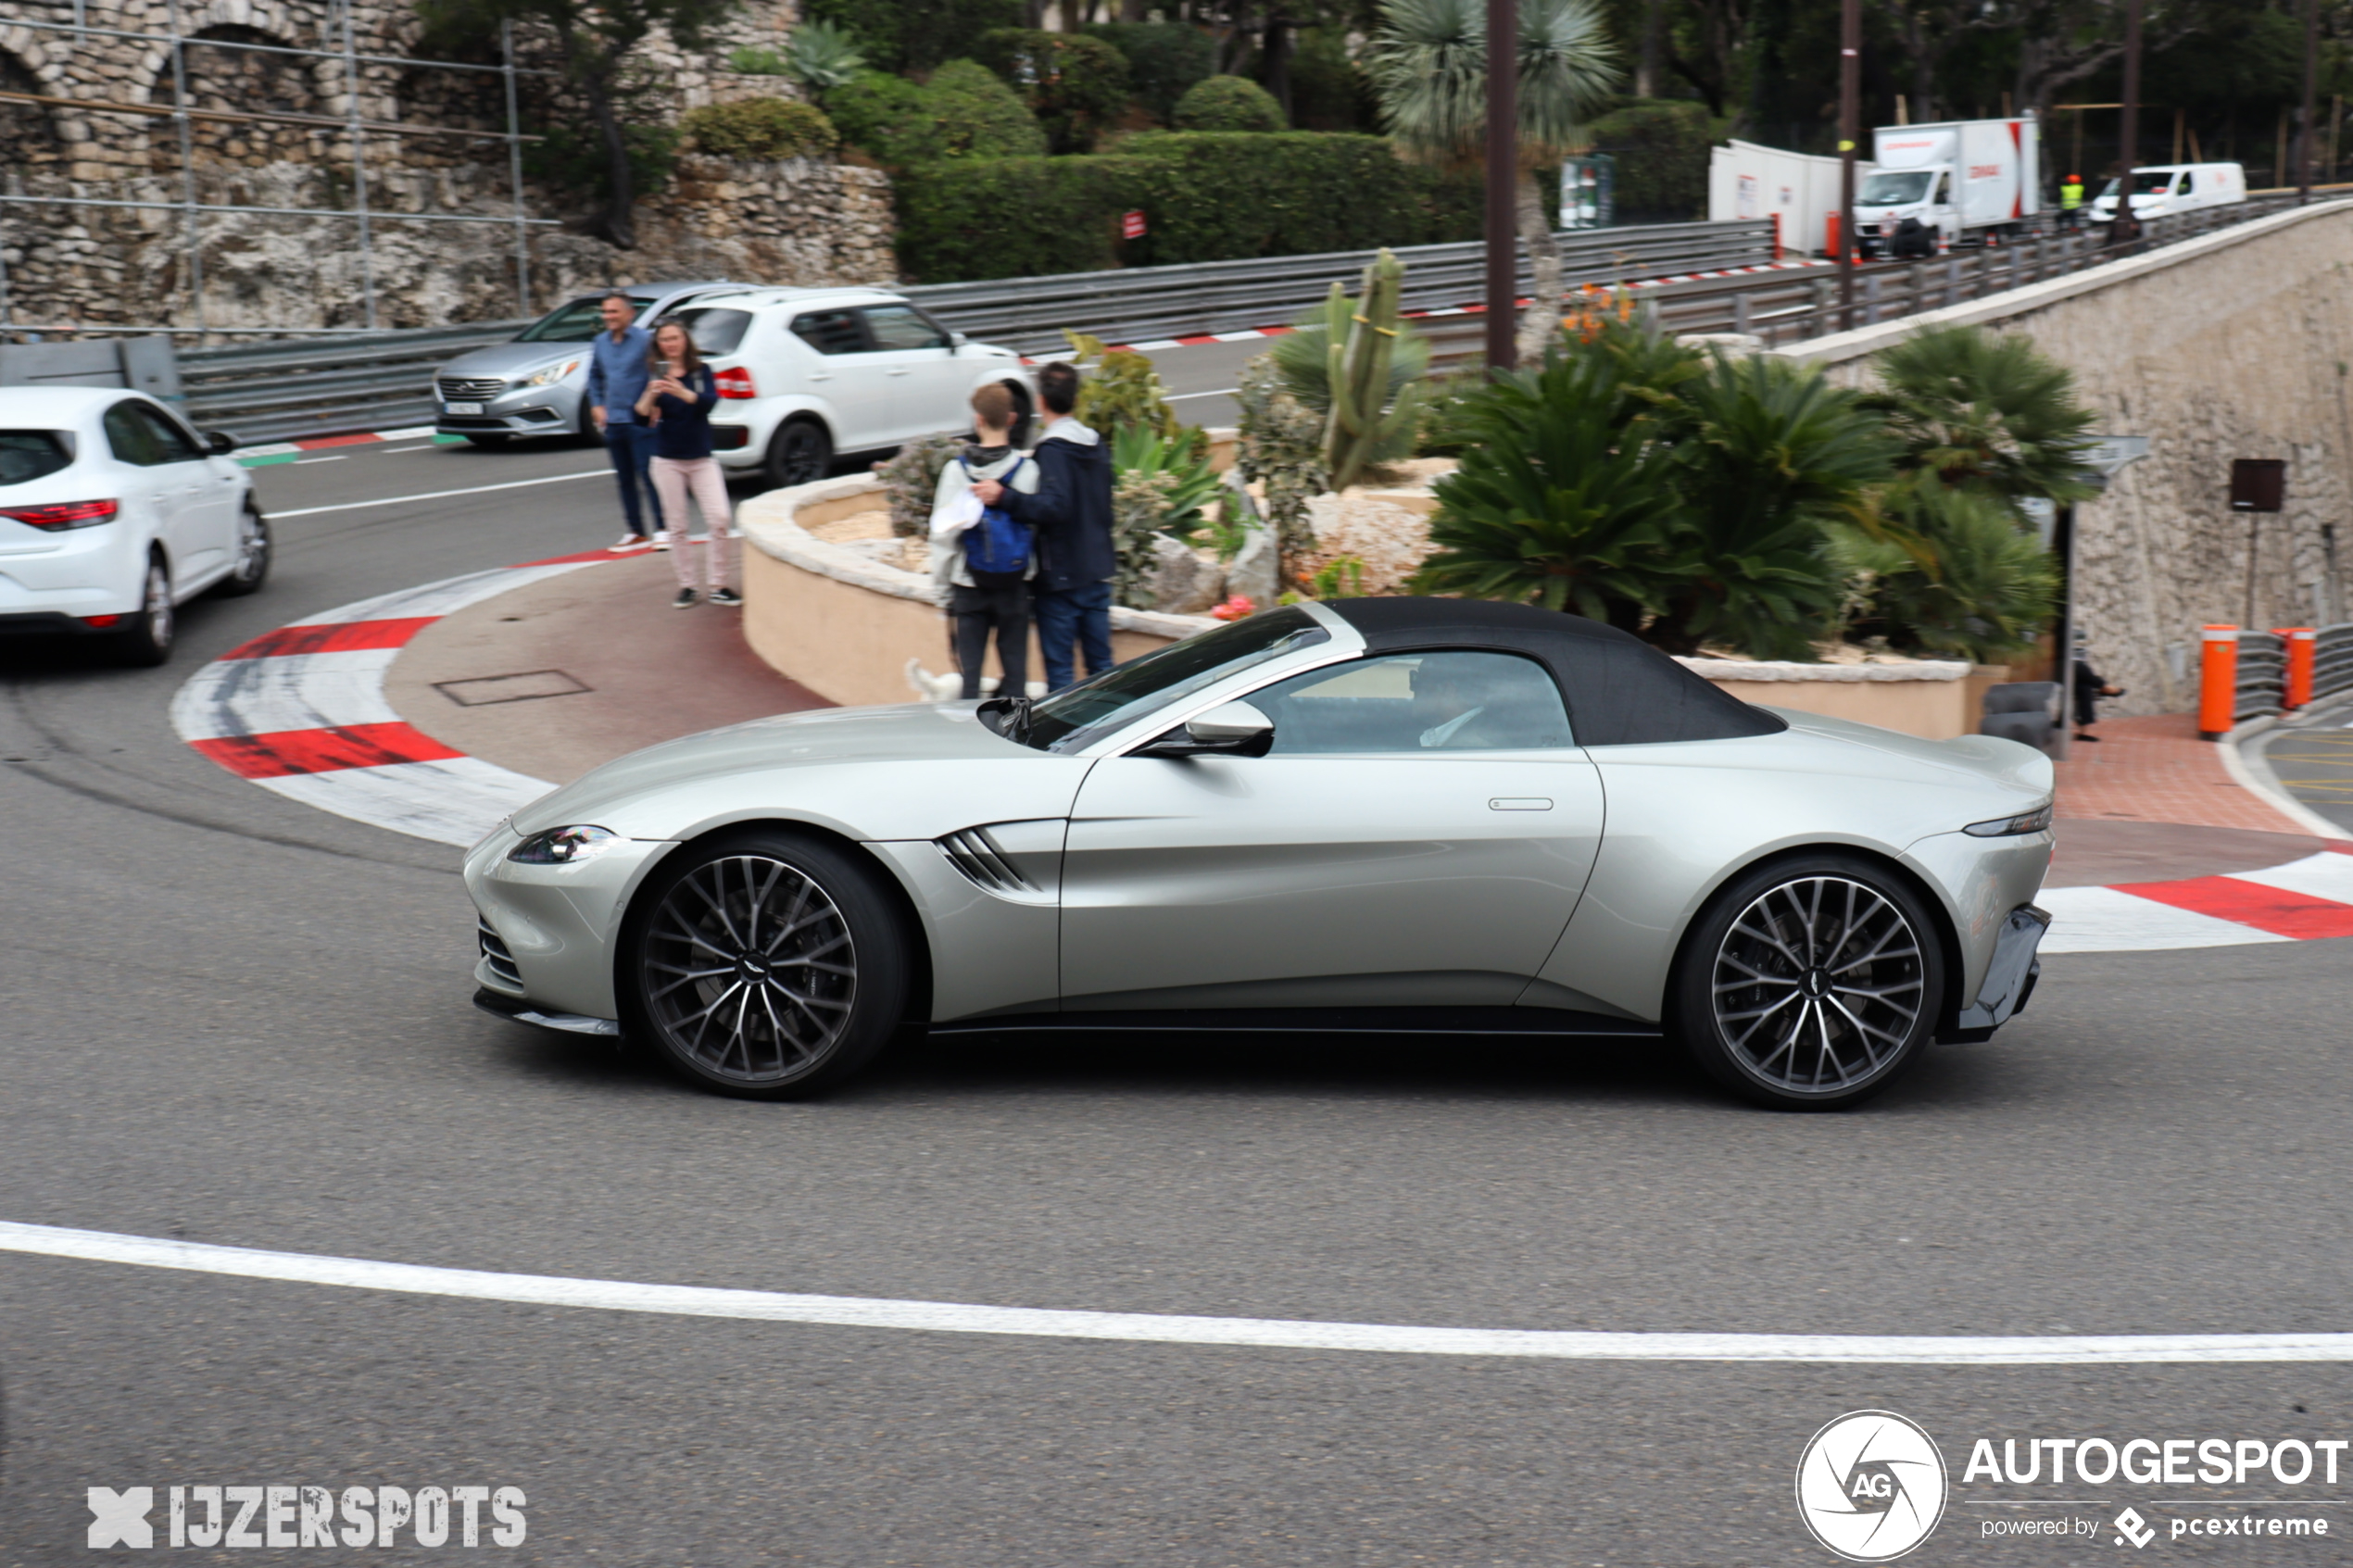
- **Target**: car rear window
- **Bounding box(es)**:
[519,295,659,343]
[665,307,754,357]
[791,309,868,356]
[0,431,73,486]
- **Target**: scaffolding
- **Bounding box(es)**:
[0,1,561,340]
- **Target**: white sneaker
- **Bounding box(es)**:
[609,534,648,552]
[652,530,672,551]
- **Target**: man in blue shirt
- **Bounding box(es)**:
[585,292,664,551]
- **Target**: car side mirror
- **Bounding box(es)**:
[1139,700,1275,759]
[950,331,968,349]
[204,430,237,456]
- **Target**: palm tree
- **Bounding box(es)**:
[1862,323,2103,506]
[1369,0,1620,363]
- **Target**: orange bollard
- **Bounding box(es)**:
[2277,627,2316,709]
[2198,625,2239,740]
[1825,211,1841,259]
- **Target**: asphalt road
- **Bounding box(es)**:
[3,441,2351,1565]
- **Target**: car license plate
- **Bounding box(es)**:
[445,401,483,415]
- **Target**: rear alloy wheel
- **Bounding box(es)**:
[1672,856,1944,1110]
[112,555,175,667]
[215,502,271,596]
[763,419,831,488]
[623,831,909,1098]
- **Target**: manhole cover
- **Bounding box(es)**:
[432,670,591,707]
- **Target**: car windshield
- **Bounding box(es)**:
[663,306,754,357]
[0,431,73,486]
[995,607,1332,753]
[2129,169,2180,194]
[1858,171,1932,205]
[517,295,657,343]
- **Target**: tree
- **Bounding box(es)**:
[418,0,744,248]
[1370,0,1621,362]
[1861,322,2101,507]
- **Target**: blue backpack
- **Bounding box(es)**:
[958,455,1032,582]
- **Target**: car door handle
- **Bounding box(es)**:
[808,373,832,381]
[1490,797,1553,811]
[887,369,912,376]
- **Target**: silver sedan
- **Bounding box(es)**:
[465,598,2054,1110]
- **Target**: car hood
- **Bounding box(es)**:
[510,702,1083,843]
[436,342,585,379]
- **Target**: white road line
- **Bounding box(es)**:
[1166,388,1240,401]
[293,456,348,465]
[269,469,608,518]
[4,1220,2349,1364]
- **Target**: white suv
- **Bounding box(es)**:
[653,289,1033,486]
[0,386,266,665]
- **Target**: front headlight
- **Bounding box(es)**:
[526,358,583,388]
[1963,803,2054,837]
[508,824,620,863]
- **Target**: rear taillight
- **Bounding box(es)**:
[712,366,757,400]
[1,498,119,531]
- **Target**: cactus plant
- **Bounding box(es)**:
[1315,250,1424,492]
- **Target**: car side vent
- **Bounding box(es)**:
[937,827,1038,896]
[477,918,523,987]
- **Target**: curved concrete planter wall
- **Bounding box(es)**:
[738,471,1983,737]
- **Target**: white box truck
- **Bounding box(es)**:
[2088,162,2247,222]
[1855,117,2041,257]
[1707,139,1867,257]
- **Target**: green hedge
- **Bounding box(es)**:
[975,29,1130,153]
[678,99,837,160]
[1082,22,1214,123]
[1585,98,1719,222]
[1171,75,1285,132]
[827,60,1046,167]
[893,132,1483,282]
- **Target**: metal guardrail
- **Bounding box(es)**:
[2236,630,2287,722]
[177,318,529,444]
[902,220,1781,353]
[160,222,1779,445]
[2312,623,2353,704]
[147,194,2322,445]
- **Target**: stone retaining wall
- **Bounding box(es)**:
[1781,199,2353,719]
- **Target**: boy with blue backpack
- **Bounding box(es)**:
[929,383,1040,701]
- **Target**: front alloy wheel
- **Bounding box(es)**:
[763,419,831,488]
[216,503,271,596]
[623,832,907,1098]
[1675,858,1944,1110]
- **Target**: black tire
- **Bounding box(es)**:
[213,501,271,597]
[1669,853,1944,1110]
[112,552,174,667]
[762,418,832,489]
[619,830,911,1099]
[464,433,511,448]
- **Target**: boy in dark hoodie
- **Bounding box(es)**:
[975,361,1115,691]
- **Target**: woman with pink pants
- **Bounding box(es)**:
[635,320,738,608]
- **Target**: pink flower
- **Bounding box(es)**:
[1211,595,1254,621]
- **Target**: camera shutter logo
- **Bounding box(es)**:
[1795,1411,1949,1562]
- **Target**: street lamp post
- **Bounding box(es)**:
[1837,0,1859,330]
[2299,0,2321,203]
[2108,0,2144,246]
[1484,0,1519,370]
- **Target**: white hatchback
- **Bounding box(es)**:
[0,386,266,665]
[653,289,1034,487]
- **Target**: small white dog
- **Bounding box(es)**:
[904,659,1047,704]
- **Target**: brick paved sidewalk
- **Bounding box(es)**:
[2056,712,2309,834]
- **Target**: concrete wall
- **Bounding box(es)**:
[1783,200,2353,717]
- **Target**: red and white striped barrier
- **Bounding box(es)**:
[170,552,611,845]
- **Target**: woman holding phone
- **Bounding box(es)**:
[635,320,738,608]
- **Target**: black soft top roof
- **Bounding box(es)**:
[1327,597,1786,746]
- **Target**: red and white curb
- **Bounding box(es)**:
[1025,261,1836,360]
[234,424,453,466]
[2039,845,2353,952]
[170,552,611,846]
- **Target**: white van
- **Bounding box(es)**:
[2090,163,2246,221]
[1855,117,2041,257]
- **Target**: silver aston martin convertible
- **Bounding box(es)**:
[466,598,2054,1109]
